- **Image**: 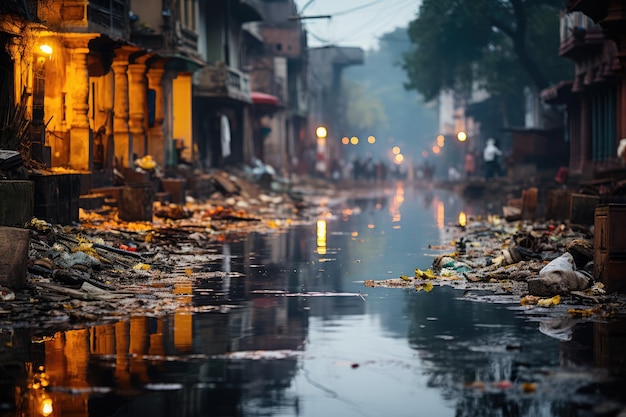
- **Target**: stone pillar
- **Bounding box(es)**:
[68,46,91,171]
[128,62,147,157]
[112,50,132,167]
[147,67,166,166]
[162,71,176,167]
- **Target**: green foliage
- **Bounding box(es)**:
[343,80,388,131]
[403,0,572,102]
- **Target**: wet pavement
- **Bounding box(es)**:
[1,183,626,417]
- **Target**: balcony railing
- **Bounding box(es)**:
[179,27,198,54]
[194,62,251,102]
[88,0,128,39]
[560,11,595,43]
[559,11,605,61]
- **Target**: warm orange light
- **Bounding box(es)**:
[437,135,445,147]
[432,145,441,154]
[316,126,327,139]
[350,136,359,145]
[458,211,467,227]
[367,135,376,144]
[437,201,444,230]
[394,153,404,164]
[41,398,53,416]
[392,146,400,155]
[39,44,53,55]
[457,131,467,142]
[342,136,349,145]
[316,219,327,250]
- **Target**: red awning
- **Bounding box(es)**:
[251,91,280,106]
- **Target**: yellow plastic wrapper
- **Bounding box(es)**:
[415,268,436,279]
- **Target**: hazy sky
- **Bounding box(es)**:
[293,0,421,50]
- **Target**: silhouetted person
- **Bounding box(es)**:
[483,138,502,179]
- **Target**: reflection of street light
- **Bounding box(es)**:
[316,219,327,255]
[41,397,53,416]
[316,126,327,139]
[457,131,467,142]
[458,211,467,227]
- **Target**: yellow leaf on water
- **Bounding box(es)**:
[537,295,560,307]
[424,282,434,292]
[400,275,411,281]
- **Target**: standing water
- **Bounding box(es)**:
[2,184,625,416]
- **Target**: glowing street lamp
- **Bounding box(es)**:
[367,135,376,144]
[39,44,53,55]
[315,126,327,175]
[436,134,445,147]
[457,131,467,142]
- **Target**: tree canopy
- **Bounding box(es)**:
[402,0,571,103]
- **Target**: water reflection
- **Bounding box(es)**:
[1,187,626,416]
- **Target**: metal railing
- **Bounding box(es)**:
[195,62,251,101]
[88,0,128,38]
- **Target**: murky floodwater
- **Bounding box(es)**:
[2,184,626,417]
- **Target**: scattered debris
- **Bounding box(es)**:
[363,213,626,325]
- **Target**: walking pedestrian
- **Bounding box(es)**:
[483,138,502,179]
[463,152,475,178]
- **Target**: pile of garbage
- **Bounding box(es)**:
[365,215,625,321]
[0,170,314,330]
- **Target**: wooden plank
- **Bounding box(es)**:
[0,226,29,290]
[0,180,33,227]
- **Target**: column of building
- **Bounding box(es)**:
[128,57,148,158]
[111,48,133,168]
[147,65,166,167]
[64,36,91,171]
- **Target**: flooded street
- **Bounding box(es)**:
[3,184,626,417]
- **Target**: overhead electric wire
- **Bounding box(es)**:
[296,0,419,49]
